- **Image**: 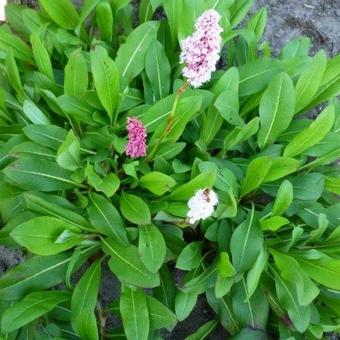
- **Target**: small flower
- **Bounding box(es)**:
[125,117,147,158]
[187,188,218,224]
[180,9,223,88]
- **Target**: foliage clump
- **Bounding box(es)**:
[0,0,340,339]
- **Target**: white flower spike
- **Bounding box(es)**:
[187,188,218,224]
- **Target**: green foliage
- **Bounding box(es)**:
[0,1,339,339]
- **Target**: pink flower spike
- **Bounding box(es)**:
[180,9,223,88]
[125,117,147,158]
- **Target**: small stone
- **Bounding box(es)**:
[335,9,340,17]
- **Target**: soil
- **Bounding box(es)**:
[1,0,340,339]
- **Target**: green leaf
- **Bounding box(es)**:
[272,251,319,306]
[146,295,177,332]
[260,216,289,231]
[296,253,340,290]
[176,242,202,271]
[120,192,151,225]
[23,192,92,231]
[0,30,33,63]
[56,130,80,171]
[3,156,78,191]
[38,0,80,30]
[272,267,311,332]
[139,171,176,196]
[206,289,239,335]
[246,248,267,299]
[295,50,327,112]
[1,290,70,333]
[5,48,25,97]
[102,238,159,288]
[57,95,97,125]
[120,286,149,340]
[306,55,340,110]
[185,320,218,340]
[232,279,269,329]
[30,33,54,80]
[71,260,101,340]
[86,165,120,198]
[10,216,82,255]
[247,7,267,42]
[284,106,335,157]
[230,0,254,27]
[240,156,273,197]
[153,266,177,311]
[76,0,102,35]
[23,100,50,125]
[215,90,242,126]
[23,124,67,150]
[145,40,171,100]
[257,73,295,148]
[239,58,284,96]
[223,117,260,151]
[325,176,340,195]
[91,46,120,124]
[139,224,166,273]
[175,291,197,322]
[230,208,263,273]
[116,21,159,85]
[88,192,129,245]
[64,48,88,96]
[0,252,85,300]
[272,180,293,216]
[96,2,113,41]
[217,252,237,278]
[169,169,217,201]
[163,0,183,44]
[263,157,300,183]
[182,266,217,294]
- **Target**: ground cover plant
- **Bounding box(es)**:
[0,0,340,338]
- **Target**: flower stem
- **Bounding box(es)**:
[146,81,190,161]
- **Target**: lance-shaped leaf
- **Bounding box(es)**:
[10,216,83,256]
[56,130,81,171]
[3,156,78,192]
[120,192,151,225]
[39,0,80,30]
[139,171,176,196]
[88,192,129,245]
[168,169,216,201]
[258,72,295,148]
[272,267,311,332]
[71,259,101,340]
[120,286,149,340]
[240,156,273,197]
[295,50,327,113]
[91,46,120,124]
[1,290,70,333]
[116,21,159,85]
[230,208,263,273]
[30,33,54,80]
[284,105,335,157]
[146,295,177,332]
[175,291,197,322]
[64,48,88,96]
[102,238,159,288]
[0,253,71,300]
[139,224,166,273]
[145,40,171,100]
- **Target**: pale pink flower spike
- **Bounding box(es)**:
[180,9,223,88]
[125,117,147,158]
